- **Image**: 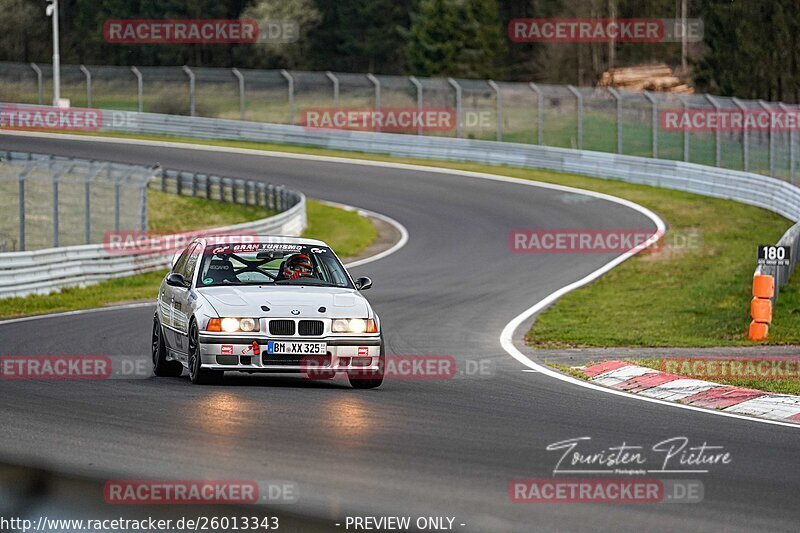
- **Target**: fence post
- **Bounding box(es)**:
[447,78,462,138]
[18,164,32,251]
[326,71,339,108]
[139,176,148,231]
[231,68,245,120]
[779,102,796,183]
[642,91,658,158]
[366,73,381,132]
[488,80,503,142]
[758,100,775,177]
[52,162,60,248]
[678,94,690,162]
[131,66,143,112]
[607,87,623,154]
[529,83,544,145]
[182,65,196,117]
[114,171,121,232]
[85,166,93,244]
[732,98,749,172]
[567,85,583,150]
[408,76,423,135]
[80,64,92,107]
[30,63,43,105]
[706,94,722,167]
[258,182,264,208]
[280,69,294,125]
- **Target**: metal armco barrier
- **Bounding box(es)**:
[1,62,797,182]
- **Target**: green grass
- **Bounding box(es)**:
[634,357,800,395]
[0,195,376,319]
[147,189,276,232]
[304,201,376,258]
[31,131,800,346]
[547,363,591,381]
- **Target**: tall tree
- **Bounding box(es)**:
[405,0,507,78]
[404,0,462,76]
[239,0,322,68]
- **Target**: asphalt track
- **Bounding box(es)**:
[0,134,798,532]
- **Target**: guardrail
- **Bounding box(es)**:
[0,148,305,299]
[2,104,798,339]
[1,61,796,181]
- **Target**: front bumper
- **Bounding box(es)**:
[197,334,382,372]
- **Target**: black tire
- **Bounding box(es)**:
[347,335,385,389]
[152,315,183,377]
[188,320,223,385]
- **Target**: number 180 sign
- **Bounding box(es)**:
[758,245,791,266]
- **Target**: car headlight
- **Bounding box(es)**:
[331,318,378,334]
[206,317,260,332]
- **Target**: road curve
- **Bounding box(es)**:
[0,134,798,532]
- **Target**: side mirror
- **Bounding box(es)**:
[171,250,182,268]
[355,276,372,291]
[166,272,188,288]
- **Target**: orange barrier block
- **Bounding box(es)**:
[748,321,769,341]
[752,274,775,299]
[750,297,772,324]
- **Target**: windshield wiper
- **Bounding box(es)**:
[274,278,339,287]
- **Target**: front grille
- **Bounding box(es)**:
[298,320,324,336]
[269,320,295,336]
[216,355,238,365]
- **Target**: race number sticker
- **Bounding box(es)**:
[758,245,791,266]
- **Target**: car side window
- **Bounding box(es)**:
[181,244,202,283]
[172,247,190,274]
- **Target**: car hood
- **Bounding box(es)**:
[199,285,371,318]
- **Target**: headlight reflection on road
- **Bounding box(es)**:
[193,391,261,437]
[323,396,371,441]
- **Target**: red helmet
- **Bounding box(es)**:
[284,254,313,278]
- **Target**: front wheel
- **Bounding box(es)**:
[152,315,183,377]
[347,335,385,389]
[188,321,223,385]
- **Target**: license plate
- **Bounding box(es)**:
[266,341,327,355]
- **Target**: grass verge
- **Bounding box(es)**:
[29,131,800,346]
[0,195,375,320]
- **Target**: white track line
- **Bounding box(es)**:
[5,131,796,429]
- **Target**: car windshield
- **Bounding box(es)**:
[197,242,353,289]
